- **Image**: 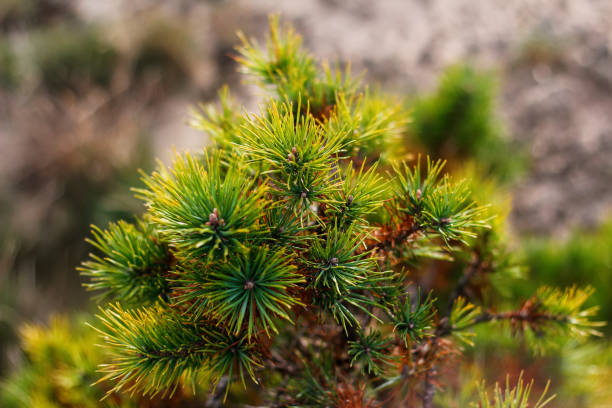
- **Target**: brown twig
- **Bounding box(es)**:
[445,252,485,316]
[422,366,436,408]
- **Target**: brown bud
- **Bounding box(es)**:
[207,208,221,227]
[291,146,298,155]
[416,189,422,200]
[300,191,308,199]
[244,280,255,290]
[440,217,452,225]
[346,194,354,205]
[329,257,339,266]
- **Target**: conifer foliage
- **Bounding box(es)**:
[79,17,603,406]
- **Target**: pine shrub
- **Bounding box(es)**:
[69,17,604,406]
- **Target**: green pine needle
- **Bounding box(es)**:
[93,304,262,400]
[449,296,482,347]
[137,151,267,262]
[348,330,395,375]
[475,372,555,408]
[93,304,211,398]
[392,290,436,346]
[238,101,347,177]
[328,161,389,228]
[79,218,171,305]
[178,247,304,339]
[305,225,377,295]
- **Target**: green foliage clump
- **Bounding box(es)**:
[0,39,18,89]
[66,17,604,407]
[0,316,110,408]
[137,153,266,262]
[408,64,524,182]
[79,218,172,305]
[131,17,193,88]
[235,16,405,160]
[32,24,119,92]
[178,246,303,337]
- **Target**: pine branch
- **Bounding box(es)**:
[422,367,436,408]
[175,246,304,339]
[446,251,485,315]
[348,329,395,375]
[79,218,172,305]
[442,286,604,352]
[93,304,212,398]
[136,151,267,262]
[93,303,262,400]
[391,290,436,346]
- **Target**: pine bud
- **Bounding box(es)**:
[416,189,422,201]
[329,257,339,266]
[301,191,308,199]
[244,280,255,290]
[288,146,298,162]
[346,194,354,206]
[207,208,224,228]
[209,210,218,224]
[440,217,452,226]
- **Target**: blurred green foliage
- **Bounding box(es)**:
[0,316,112,407]
[32,24,119,92]
[0,316,208,407]
[0,39,17,89]
[407,64,525,182]
[132,18,193,89]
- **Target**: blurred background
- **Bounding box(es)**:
[1,0,611,406]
